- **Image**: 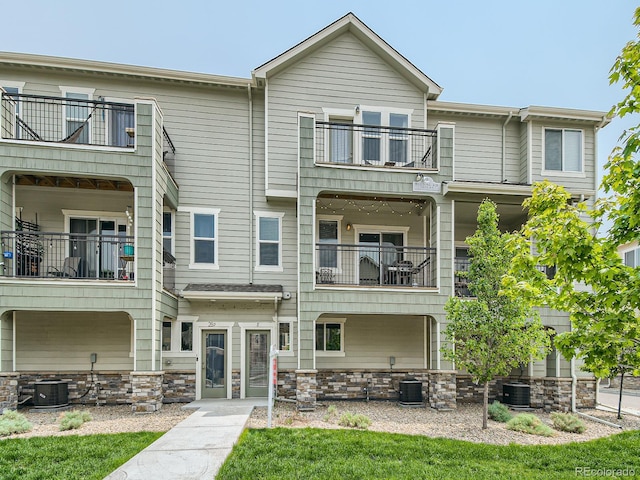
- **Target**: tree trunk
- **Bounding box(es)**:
[483,381,489,429]
[618,372,625,420]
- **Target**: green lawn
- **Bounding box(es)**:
[0,431,162,480]
[217,428,640,480]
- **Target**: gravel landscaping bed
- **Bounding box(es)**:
[2,403,191,439]
[247,401,640,445]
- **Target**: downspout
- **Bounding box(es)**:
[248,84,254,283]
[502,111,514,183]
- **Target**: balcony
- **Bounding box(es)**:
[315,121,437,169]
[1,92,136,148]
[0,230,135,282]
[163,250,176,292]
[315,244,436,288]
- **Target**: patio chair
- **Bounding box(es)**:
[48,256,80,278]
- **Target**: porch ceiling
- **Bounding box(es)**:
[15,174,134,192]
[316,195,429,217]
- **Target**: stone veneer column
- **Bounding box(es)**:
[296,369,317,411]
[0,373,19,412]
[130,371,164,413]
[428,371,457,410]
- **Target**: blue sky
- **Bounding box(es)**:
[1,0,637,190]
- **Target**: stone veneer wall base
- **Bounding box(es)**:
[0,373,19,412]
[130,371,164,413]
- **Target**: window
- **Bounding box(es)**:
[279,322,291,352]
[65,92,91,144]
[318,218,340,268]
[162,321,172,351]
[389,113,409,163]
[163,211,173,254]
[623,248,640,268]
[362,111,382,163]
[315,320,345,354]
[544,128,583,172]
[360,109,411,165]
[189,209,218,268]
[255,212,284,270]
[181,322,193,351]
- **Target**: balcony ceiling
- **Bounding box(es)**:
[316,195,429,217]
[14,174,134,192]
[455,201,527,231]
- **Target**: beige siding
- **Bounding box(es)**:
[267,32,426,192]
[16,311,133,370]
[316,315,426,369]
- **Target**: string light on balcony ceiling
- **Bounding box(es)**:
[316,197,423,216]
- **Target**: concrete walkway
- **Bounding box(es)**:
[598,388,640,416]
[105,398,268,480]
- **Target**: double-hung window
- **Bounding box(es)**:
[623,247,640,268]
[163,211,174,254]
[255,212,284,271]
[1,82,24,139]
[189,208,219,268]
[315,319,345,355]
[360,109,411,165]
[317,216,341,269]
[544,128,583,173]
[60,87,95,145]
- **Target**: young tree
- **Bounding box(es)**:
[506,181,640,419]
[444,199,550,429]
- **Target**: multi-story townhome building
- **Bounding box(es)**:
[0,14,608,412]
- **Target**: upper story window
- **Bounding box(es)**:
[1,81,25,138]
[544,128,583,173]
[60,87,95,145]
[188,208,219,269]
[317,216,342,269]
[163,211,174,255]
[362,110,409,165]
[623,247,640,267]
[255,211,284,271]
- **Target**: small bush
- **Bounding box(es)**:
[506,413,554,437]
[338,411,371,429]
[59,410,92,431]
[0,409,33,436]
[551,412,586,434]
[488,401,513,423]
[323,404,339,422]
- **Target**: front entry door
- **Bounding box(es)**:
[245,330,270,397]
[201,331,226,398]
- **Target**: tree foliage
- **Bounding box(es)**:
[444,199,550,429]
[505,181,640,383]
[601,6,640,245]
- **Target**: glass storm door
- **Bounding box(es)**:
[202,331,226,398]
[245,330,270,397]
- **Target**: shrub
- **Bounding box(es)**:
[506,413,554,437]
[551,412,586,434]
[323,404,339,422]
[488,401,513,423]
[59,410,92,431]
[0,409,33,436]
[338,411,371,429]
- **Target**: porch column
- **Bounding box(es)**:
[130,371,164,413]
[0,311,14,372]
[296,369,317,411]
[428,370,457,410]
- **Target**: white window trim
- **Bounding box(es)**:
[315,317,346,357]
[541,127,585,177]
[255,211,284,272]
[276,317,296,357]
[187,208,220,270]
[163,208,175,256]
[104,95,136,148]
[357,106,413,166]
[59,86,95,142]
[316,214,343,274]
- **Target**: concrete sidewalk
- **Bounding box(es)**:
[105,398,267,480]
[598,388,640,416]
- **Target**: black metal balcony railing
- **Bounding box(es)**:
[315,121,437,169]
[1,92,135,148]
[0,231,135,281]
[163,249,176,291]
[315,244,436,287]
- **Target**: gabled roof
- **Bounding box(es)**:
[252,13,443,99]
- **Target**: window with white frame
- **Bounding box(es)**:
[163,211,174,254]
[60,87,95,145]
[189,209,219,268]
[361,109,410,165]
[544,128,583,173]
[256,212,283,270]
[317,217,341,269]
[315,320,345,353]
[162,320,172,351]
[181,322,193,351]
[1,82,24,138]
[279,322,292,352]
[623,247,640,268]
